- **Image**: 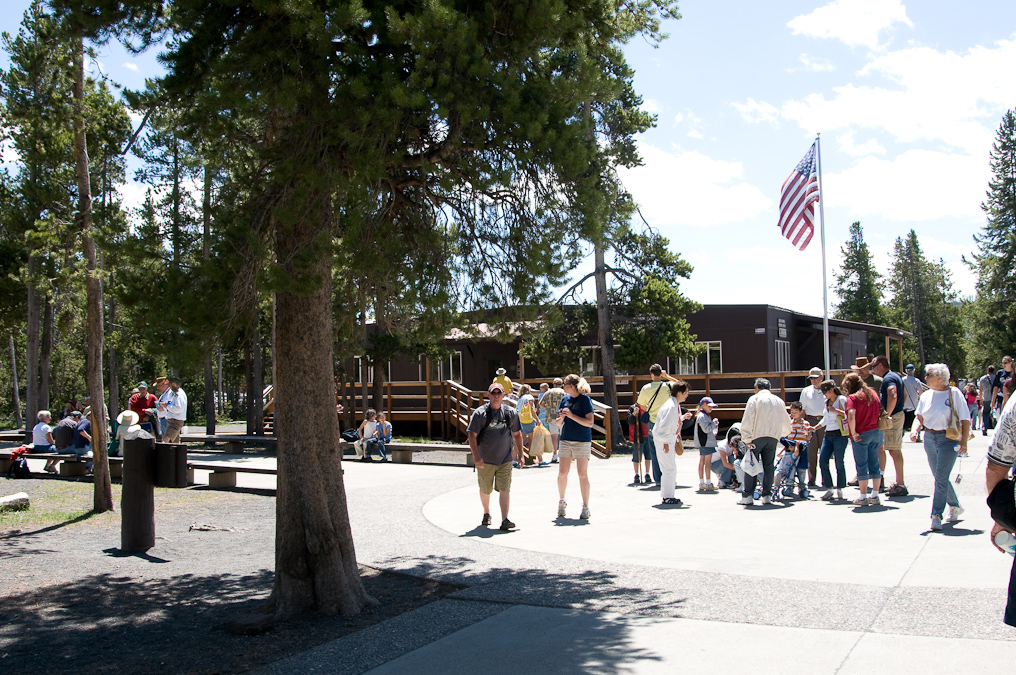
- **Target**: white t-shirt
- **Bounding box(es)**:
[156,389,172,419]
[32,422,52,446]
[360,420,377,440]
[713,439,732,463]
[822,395,847,431]
[800,385,826,416]
[915,388,970,431]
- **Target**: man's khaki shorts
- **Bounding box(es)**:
[477,461,513,494]
[558,440,592,459]
[883,414,905,452]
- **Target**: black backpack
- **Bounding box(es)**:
[476,404,515,444]
[340,429,359,443]
[7,457,31,479]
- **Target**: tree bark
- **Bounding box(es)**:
[73,30,112,513]
[203,163,216,435]
[40,295,53,412]
[25,256,40,437]
[108,290,119,418]
[217,348,224,417]
[252,320,264,435]
[269,193,374,619]
[594,240,623,449]
[9,334,23,429]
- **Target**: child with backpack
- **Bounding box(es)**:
[628,403,651,485]
[694,397,720,491]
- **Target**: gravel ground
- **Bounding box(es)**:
[0,478,459,674]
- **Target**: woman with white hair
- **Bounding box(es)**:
[911,363,970,531]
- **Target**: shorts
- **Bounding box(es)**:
[520,420,536,435]
[882,414,905,451]
[477,461,513,494]
[548,421,562,436]
[558,440,591,459]
[698,447,716,457]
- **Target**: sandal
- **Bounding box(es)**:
[661,497,682,505]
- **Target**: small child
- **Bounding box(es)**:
[694,397,720,491]
[355,409,378,461]
[775,401,812,497]
[965,383,979,431]
[628,403,651,485]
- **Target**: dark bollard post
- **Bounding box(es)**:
[121,437,156,552]
[154,442,188,488]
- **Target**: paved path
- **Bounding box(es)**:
[250,430,1016,674]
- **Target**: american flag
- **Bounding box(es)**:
[778,142,820,251]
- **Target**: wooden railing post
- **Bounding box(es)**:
[779,373,786,401]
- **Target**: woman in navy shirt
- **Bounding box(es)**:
[555,374,595,520]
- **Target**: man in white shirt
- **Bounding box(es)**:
[800,367,827,487]
[162,375,188,443]
[985,391,1016,627]
[154,376,171,438]
[738,378,792,506]
[979,366,996,435]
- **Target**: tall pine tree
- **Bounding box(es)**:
[832,221,885,356]
[967,109,1016,368]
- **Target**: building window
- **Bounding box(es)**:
[675,341,722,375]
[418,351,463,382]
[579,346,626,378]
[775,340,791,372]
[353,355,373,384]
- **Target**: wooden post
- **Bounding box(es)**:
[884,335,890,362]
[425,357,432,439]
[705,373,712,397]
[604,409,611,453]
[154,442,188,488]
[454,387,461,442]
[898,339,903,371]
[779,373,786,401]
[518,341,525,382]
[386,381,392,419]
[121,437,156,552]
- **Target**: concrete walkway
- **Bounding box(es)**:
[250,430,1016,674]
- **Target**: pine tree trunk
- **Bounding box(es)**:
[252,321,264,435]
[203,163,216,435]
[9,334,23,429]
[73,30,112,513]
[217,348,224,417]
[269,195,374,619]
[40,296,53,412]
[25,256,40,438]
[594,240,623,449]
[108,290,119,418]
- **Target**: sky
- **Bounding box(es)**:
[2,0,1014,318]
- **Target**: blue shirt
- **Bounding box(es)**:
[559,394,594,443]
[880,371,905,415]
[74,419,92,449]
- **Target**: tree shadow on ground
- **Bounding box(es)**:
[372,555,676,673]
[0,566,457,675]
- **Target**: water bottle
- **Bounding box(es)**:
[995,531,1016,556]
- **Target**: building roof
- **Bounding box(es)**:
[702,304,914,339]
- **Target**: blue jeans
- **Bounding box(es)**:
[648,421,661,483]
[820,433,849,489]
[968,405,979,430]
[923,432,961,517]
[743,437,777,498]
[632,436,650,464]
[850,429,882,482]
[710,458,735,484]
[365,438,386,460]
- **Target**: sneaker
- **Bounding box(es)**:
[557,500,567,517]
[716,481,730,490]
[500,518,515,531]
[698,481,705,491]
[821,490,834,501]
[946,506,965,523]
[644,473,651,484]
[551,456,559,463]
[737,496,754,506]
[662,497,682,505]
[579,505,590,519]
[481,513,491,527]
[761,496,772,505]
[538,461,550,466]
[931,515,943,531]
[633,474,641,485]
[836,489,843,500]
[868,493,880,506]
[852,496,869,506]
[706,481,716,491]
[848,477,859,487]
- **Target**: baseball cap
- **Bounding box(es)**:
[700,397,718,407]
[138,381,149,388]
[905,364,915,370]
[808,367,823,378]
[488,383,504,394]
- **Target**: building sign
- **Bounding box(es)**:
[778,318,787,339]
[755,328,766,334]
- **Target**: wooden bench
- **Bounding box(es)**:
[187,461,278,488]
[179,434,278,454]
[0,450,124,477]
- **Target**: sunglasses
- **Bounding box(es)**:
[489,390,504,396]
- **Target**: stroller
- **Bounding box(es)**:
[772,440,809,500]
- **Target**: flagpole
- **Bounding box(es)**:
[816,133,830,378]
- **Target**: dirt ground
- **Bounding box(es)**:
[0,477,459,674]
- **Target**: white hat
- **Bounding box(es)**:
[116,410,142,440]
[496,367,507,375]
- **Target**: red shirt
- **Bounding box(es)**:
[846,392,880,433]
[129,392,158,417]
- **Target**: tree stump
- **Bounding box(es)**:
[0,492,30,511]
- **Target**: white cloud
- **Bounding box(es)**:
[119,180,148,211]
[733,98,780,124]
[619,142,772,228]
[686,129,704,139]
[1,140,19,165]
[796,54,835,72]
[788,0,913,50]
[673,113,684,126]
[123,62,139,72]
[822,149,986,222]
[836,131,885,157]
[781,37,1016,155]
